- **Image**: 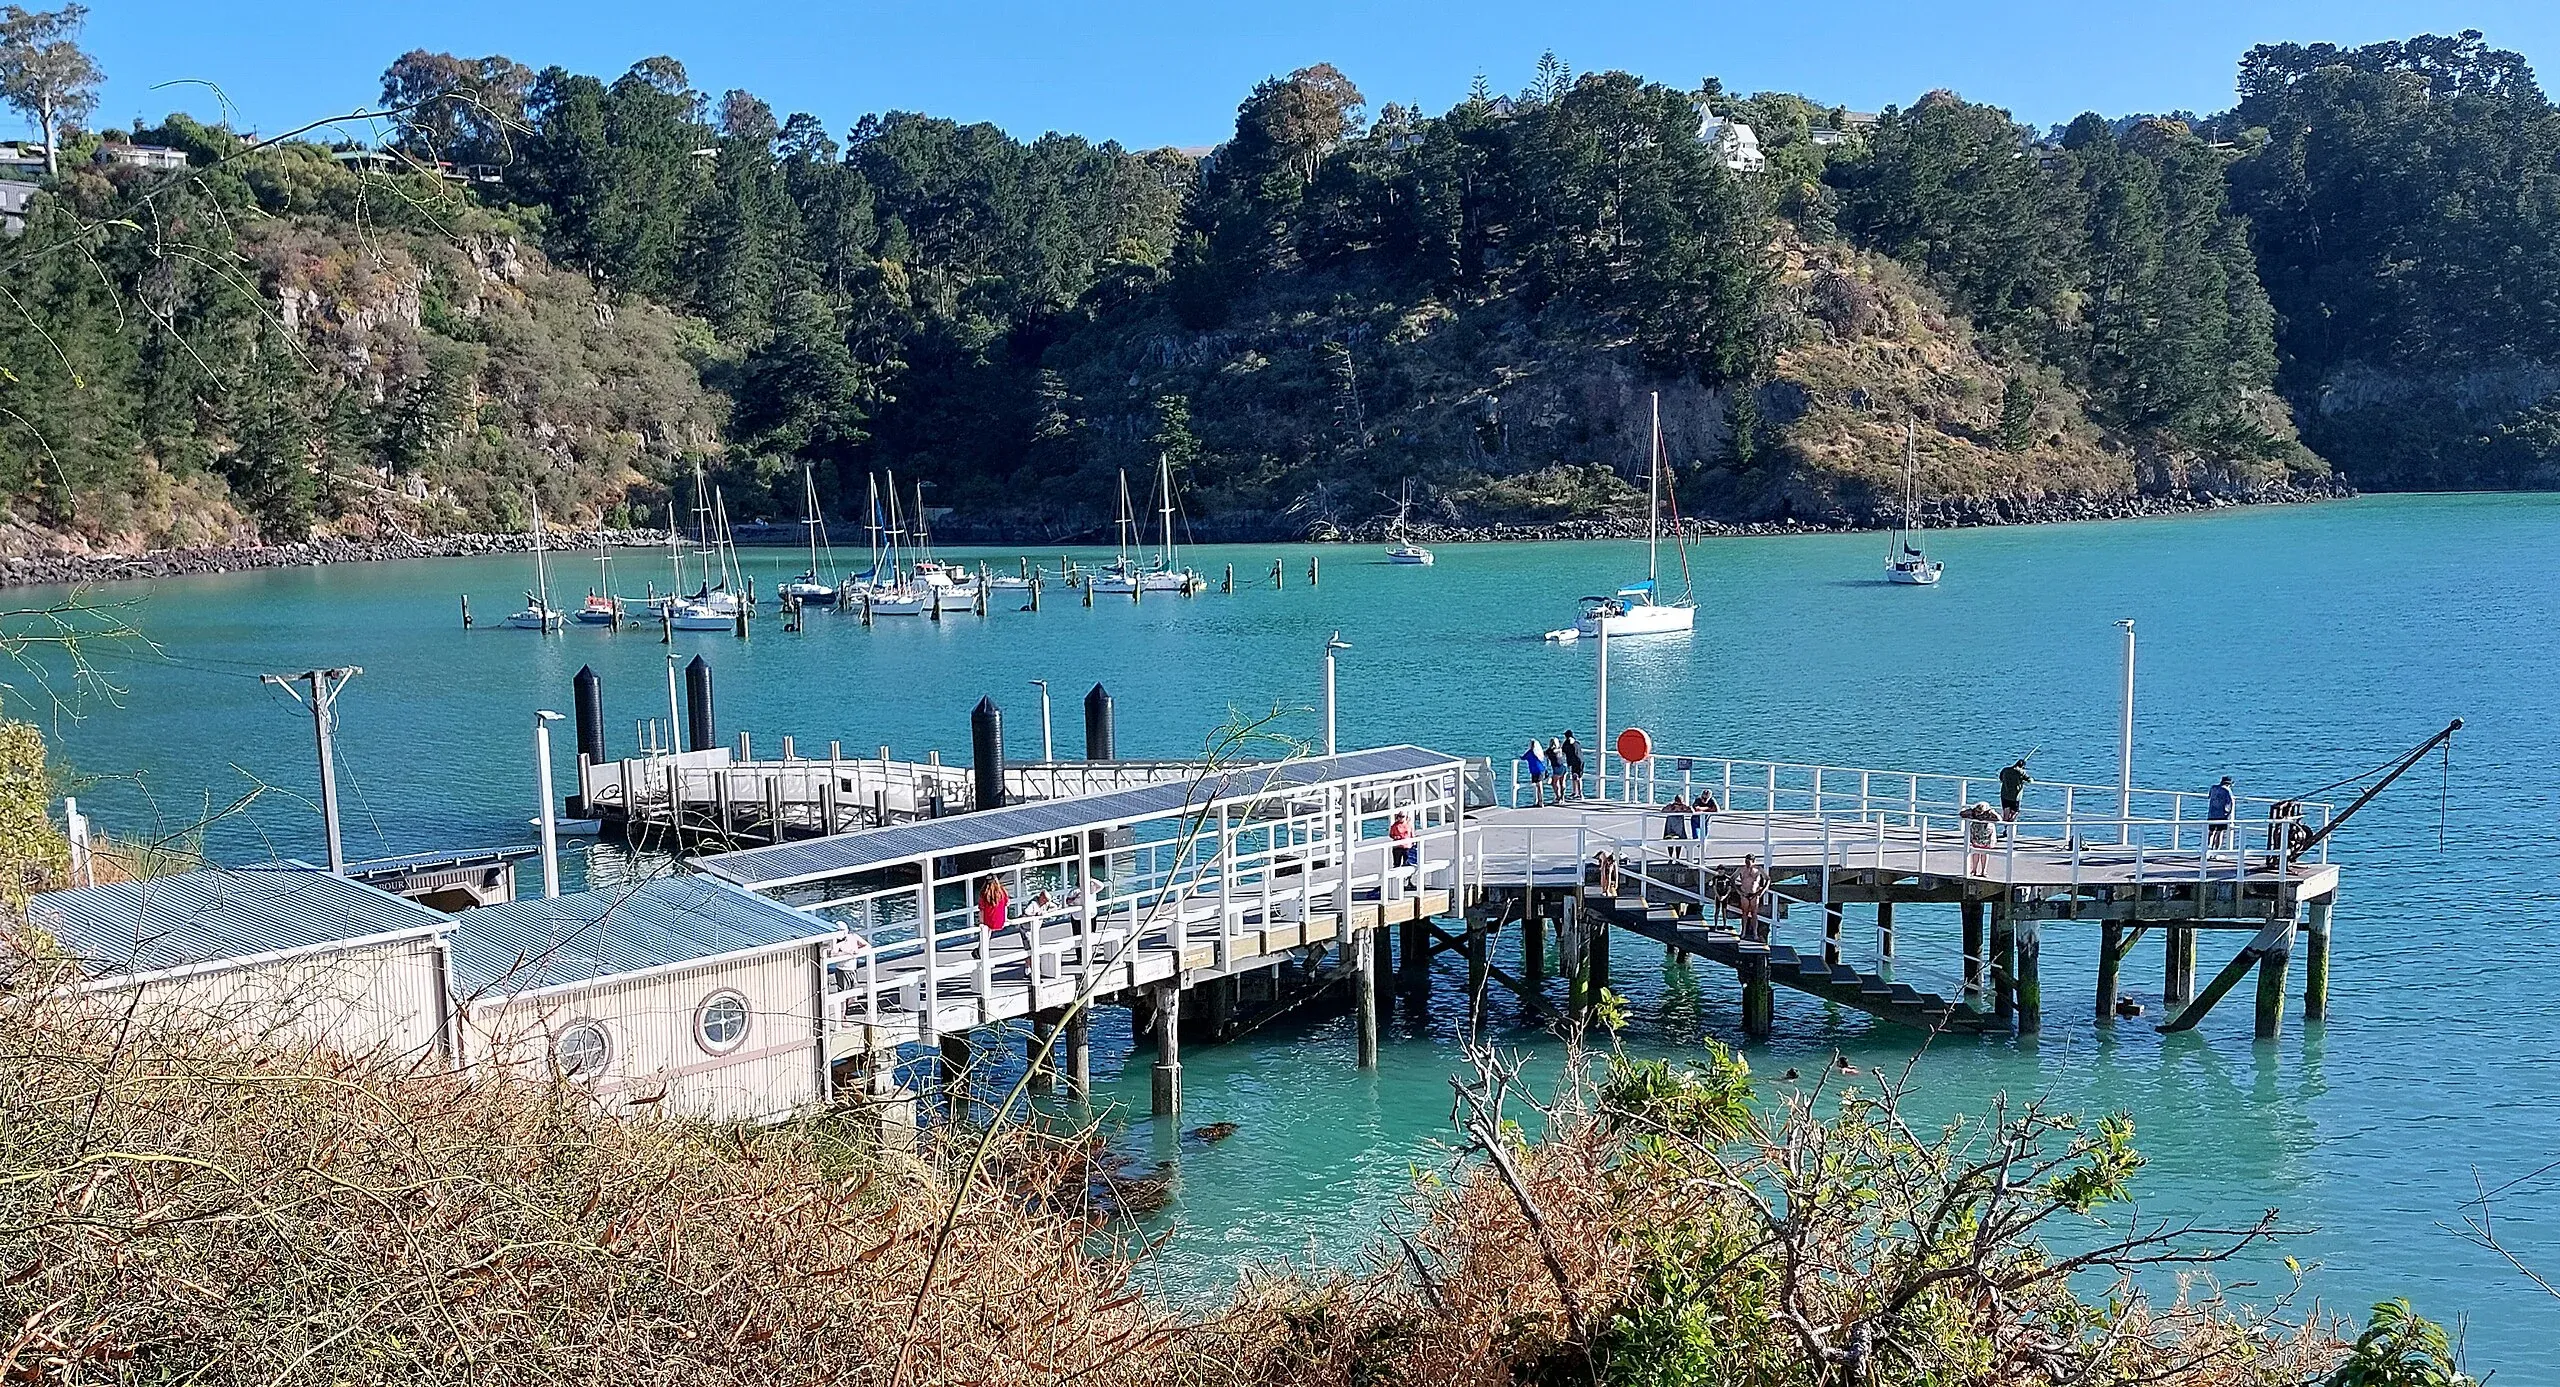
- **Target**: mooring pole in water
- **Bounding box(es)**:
[684,656,716,752]
[970,697,1005,811]
[2164,925,2195,1005]
[1081,576,1093,607]
[459,595,472,629]
[2017,916,2042,1035]
[1308,557,1319,587]
[1354,932,1379,1070]
[1272,558,1284,589]
[1084,684,1115,761]
[1027,1012,1056,1096]
[1991,897,2017,1029]
[1741,949,1773,1040]
[570,666,605,818]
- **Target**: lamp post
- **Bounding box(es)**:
[1595,617,1611,801]
[1324,631,1352,755]
[1029,679,1053,762]
[534,710,564,899]
[2116,619,2136,844]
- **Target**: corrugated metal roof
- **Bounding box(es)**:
[698,744,1463,891]
[345,845,536,876]
[447,874,836,997]
[25,866,449,981]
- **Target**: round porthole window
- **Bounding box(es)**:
[553,1020,610,1082]
[696,991,751,1055]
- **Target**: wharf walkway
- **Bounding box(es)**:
[1467,753,2340,1039]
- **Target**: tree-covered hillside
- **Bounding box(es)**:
[0,22,2552,552]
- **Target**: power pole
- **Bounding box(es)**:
[262,666,362,873]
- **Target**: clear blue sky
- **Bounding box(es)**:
[64,0,2560,150]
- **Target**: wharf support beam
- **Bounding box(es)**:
[2303,899,2333,1022]
[2161,916,2299,1037]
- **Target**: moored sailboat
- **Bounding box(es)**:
[1571,393,1695,638]
[778,463,840,606]
[1884,421,1944,586]
[1386,481,1435,565]
[503,491,565,631]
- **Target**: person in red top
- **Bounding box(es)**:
[1389,811,1415,867]
[976,876,1010,932]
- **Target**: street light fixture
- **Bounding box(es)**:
[534,710,565,899]
[1029,679,1054,762]
[1324,632,1353,755]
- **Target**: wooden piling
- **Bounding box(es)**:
[2016,917,2042,1035]
[1399,918,1428,998]
[1990,897,2017,1028]
[1354,931,1380,1070]
[459,594,473,629]
[2096,922,2124,1024]
[2164,925,2195,1005]
[2303,898,2332,1022]
[1876,900,1895,967]
[1307,557,1319,587]
[1522,912,1545,980]
[1465,921,1489,1002]
[1082,577,1093,607]
[1027,1013,1056,1096]
[938,1033,973,1118]
[2255,938,2292,1040]
[1223,562,1233,593]
[1741,951,1773,1040]
[1272,558,1284,589]
[1150,985,1181,1116]
[1063,1008,1091,1102]
[1961,897,1986,997]
[1823,902,1844,969]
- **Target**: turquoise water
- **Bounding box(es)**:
[19,494,2560,1371]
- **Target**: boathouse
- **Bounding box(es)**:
[21,865,454,1059]
[444,875,840,1123]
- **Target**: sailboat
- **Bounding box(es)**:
[1571,393,1695,638]
[504,491,565,631]
[1137,453,1203,592]
[574,553,621,625]
[1386,481,1434,566]
[1884,421,1944,585]
[662,468,750,630]
[856,473,930,615]
[908,481,978,599]
[1089,469,1146,595]
[778,464,840,606]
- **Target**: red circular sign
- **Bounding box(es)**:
[1616,727,1652,763]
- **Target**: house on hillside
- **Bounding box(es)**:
[0,143,46,178]
[96,143,189,172]
[0,179,40,236]
[23,866,456,1061]
[1696,114,1768,173]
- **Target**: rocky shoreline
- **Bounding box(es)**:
[2,482,2354,590]
[0,529,672,591]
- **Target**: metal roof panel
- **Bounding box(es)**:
[696,745,1463,890]
[446,874,837,997]
[25,866,449,980]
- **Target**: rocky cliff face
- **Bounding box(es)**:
[2304,361,2560,490]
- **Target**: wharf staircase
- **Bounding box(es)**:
[1580,886,1992,1035]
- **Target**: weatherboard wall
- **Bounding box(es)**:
[460,942,825,1124]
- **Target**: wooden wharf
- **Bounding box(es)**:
[542,664,2359,1129]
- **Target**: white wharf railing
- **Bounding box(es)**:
[1505,752,2333,865]
[807,758,1472,1045]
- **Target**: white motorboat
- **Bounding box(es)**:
[1572,393,1696,638]
[503,491,565,630]
[666,600,736,632]
[1386,481,1435,565]
[1885,420,1944,585]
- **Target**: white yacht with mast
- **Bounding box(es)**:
[1571,392,1695,638]
[856,472,929,614]
[503,491,565,631]
[1884,420,1944,585]
[778,463,840,606]
[1386,480,1434,565]
[908,480,978,599]
[1090,469,1146,595]
[1137,453,1203,592]
[574,552,620,625]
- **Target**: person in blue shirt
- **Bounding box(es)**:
[1521,740,1547,804]
[2207,775,2236,849]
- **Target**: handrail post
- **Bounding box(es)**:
[1216,802,1235,973]
[917,857,938,1044]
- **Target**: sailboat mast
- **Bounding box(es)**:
[1115,470,1134,563]
[530,491,553,614]
[1158,452,1177,569]
[1648,391,1661,588]
[804,464,821,576]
